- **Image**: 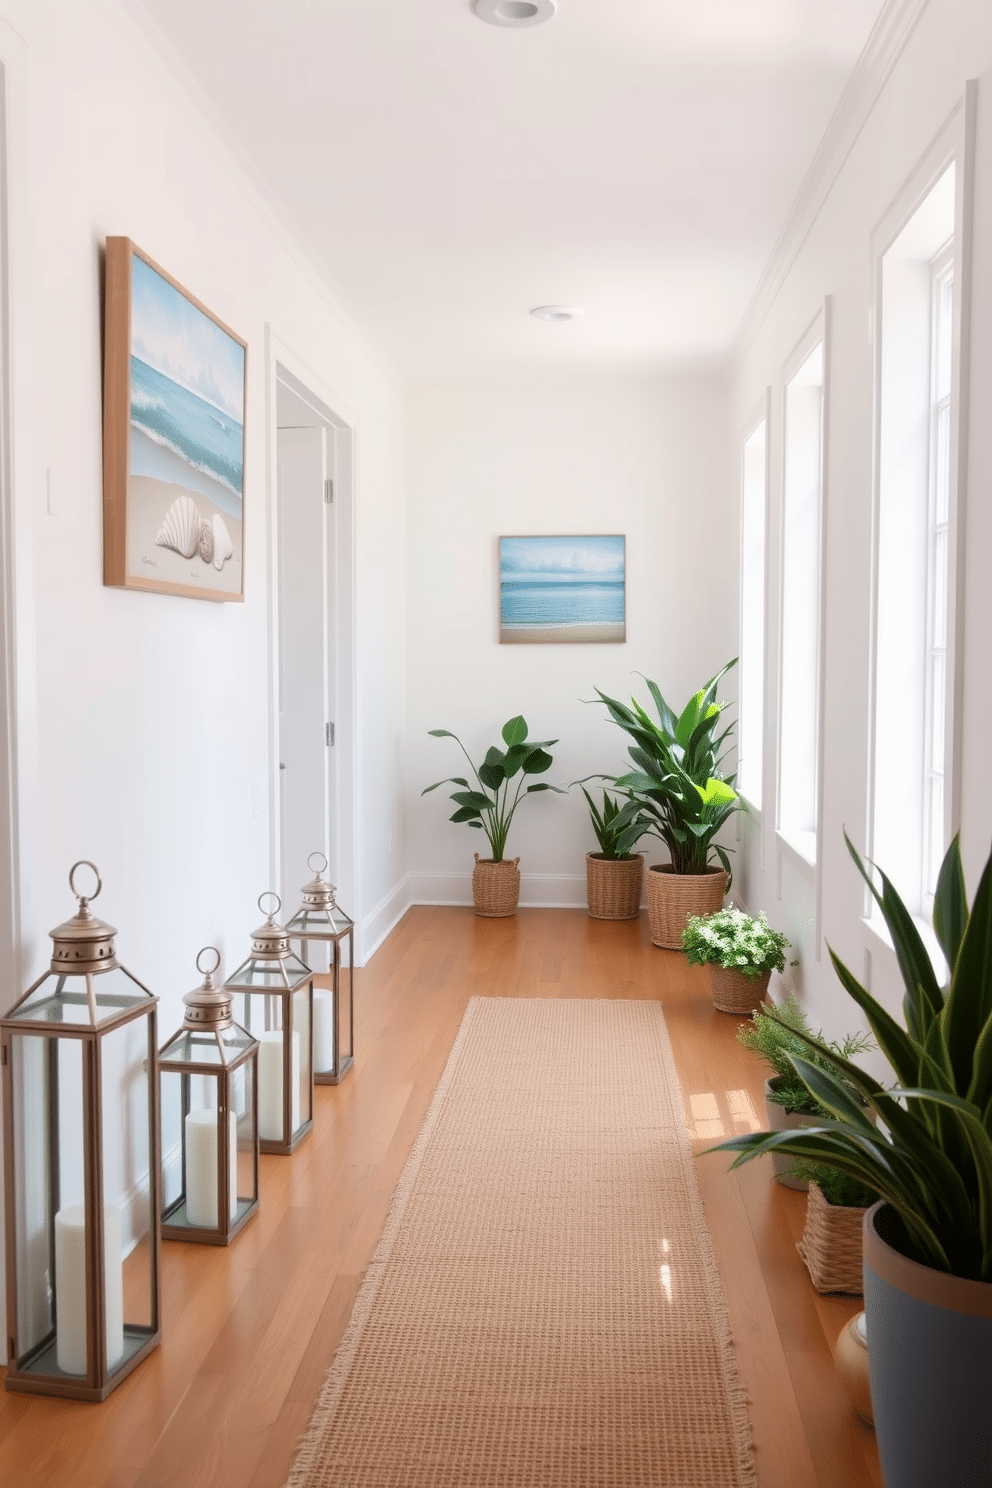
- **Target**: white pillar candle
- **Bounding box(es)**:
[257,1028,300,1142]
[313,989,336,1073]
[185,1108,238,1228]
[54,1204,124,1375]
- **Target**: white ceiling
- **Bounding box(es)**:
[133,0,889,383]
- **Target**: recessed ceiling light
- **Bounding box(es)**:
[474,0,556,28]
[530,304,584,323]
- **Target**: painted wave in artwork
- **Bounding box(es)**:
[500,581,625,626]
[130,355,243,508]
[500,534,625,628]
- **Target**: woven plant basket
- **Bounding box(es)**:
[585,853,644,921]
[472,854,520,918]
[709,965,771,1016]
[645,863,727,949]
[797,1180,867,1294]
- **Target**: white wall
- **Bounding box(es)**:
[405,379,735,905]
[0,0,408,1337]
[729,0,992,1053]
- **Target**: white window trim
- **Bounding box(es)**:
[862,87,976,962]
[775,301,831,953]
[737,388,771,846]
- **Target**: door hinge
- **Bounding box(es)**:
[326,722,335,746]
[324,478,334,505]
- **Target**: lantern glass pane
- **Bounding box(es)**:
[313,987,335,1075]
[10,1034,60,1367]
[160,1069,184,1215]
[160,1029,225,1066]
[293,983,312,1133]
[286,903,353,937]
[227,952,310,990]
[233,1059,257,1207]
[10,966,150,1027]
[100,1016,156,1370]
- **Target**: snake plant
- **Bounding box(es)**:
[593,660,740,880]
[423,715,563,862]
[710,832,992,1281]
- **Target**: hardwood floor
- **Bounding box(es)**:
[0,908,881,1487]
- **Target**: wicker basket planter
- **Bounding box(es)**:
[472,854,520,918]
[645,864,726,949]
[709,965,771,1016]
[797,1180,868,1294]
[585,853,643,921]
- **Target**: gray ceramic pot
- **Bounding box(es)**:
[863,1202,992,1488]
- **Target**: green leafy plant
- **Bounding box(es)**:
[593,660,740,881]
[736,992,873,1115]
[789,1159,878,1209]
[423,716,563,862]
[711,833,992,1280]
[681,907,791,979]
[578,785,649,861]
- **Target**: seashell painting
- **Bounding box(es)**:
[155,494,202,560]
[155,497,235,573]
[212,514,234,571]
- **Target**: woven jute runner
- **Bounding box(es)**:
[287,998,756,1487]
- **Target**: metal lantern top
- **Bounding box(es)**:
[285,853,354,939]
[160,948,257,1069]
[223,893,312,993]
[1,861,156,1030]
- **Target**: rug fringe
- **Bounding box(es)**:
[284,998,486,1487]
[652,1009,759,1488]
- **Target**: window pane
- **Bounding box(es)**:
[740,419,766,807]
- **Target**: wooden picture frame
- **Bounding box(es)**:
[499,534,626,643]
[103,239,247,601]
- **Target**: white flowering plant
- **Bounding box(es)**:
[681,907,791,979]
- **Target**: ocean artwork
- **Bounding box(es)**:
[103,239,247,600]
[499,535,626,644]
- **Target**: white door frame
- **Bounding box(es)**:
[264,327,358,949]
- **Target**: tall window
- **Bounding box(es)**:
[779,338,825,863]
[739,416,767,808]
[873,167,955,917]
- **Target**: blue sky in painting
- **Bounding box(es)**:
[131,254,245,422]
[500,535,624,585]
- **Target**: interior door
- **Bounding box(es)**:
[277,423,332,915]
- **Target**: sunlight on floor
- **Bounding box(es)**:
[688,1088,763,1140]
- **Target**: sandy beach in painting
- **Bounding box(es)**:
[501,621,626,644]
[126,471,243,598]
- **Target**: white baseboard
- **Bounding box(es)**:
[360,875,413,964]
[408,870,643,911]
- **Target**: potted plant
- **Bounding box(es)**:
[791,1160,879,1295]
[593,660,740,947]
[681,906,791,1014]
[710,833,992,1488]
[577,785,649,921]
[736,993,873,1188]
[423,715,563,917]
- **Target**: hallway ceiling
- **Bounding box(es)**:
[133,0,889,382]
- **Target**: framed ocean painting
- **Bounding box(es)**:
[499,535,626,643]
[103,239,247,601]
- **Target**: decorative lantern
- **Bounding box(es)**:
[223,894,313,1155]
[285,853,354,1085]
[159,948,259,1245]
[0,862,161,1401]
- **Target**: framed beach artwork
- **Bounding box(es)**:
[499,534,626,644]
[103,238,247,601]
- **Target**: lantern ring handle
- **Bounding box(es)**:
[196,946,222,977]
[308,851,328,875]
[258,891,282,919]
[69,860,102,903]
